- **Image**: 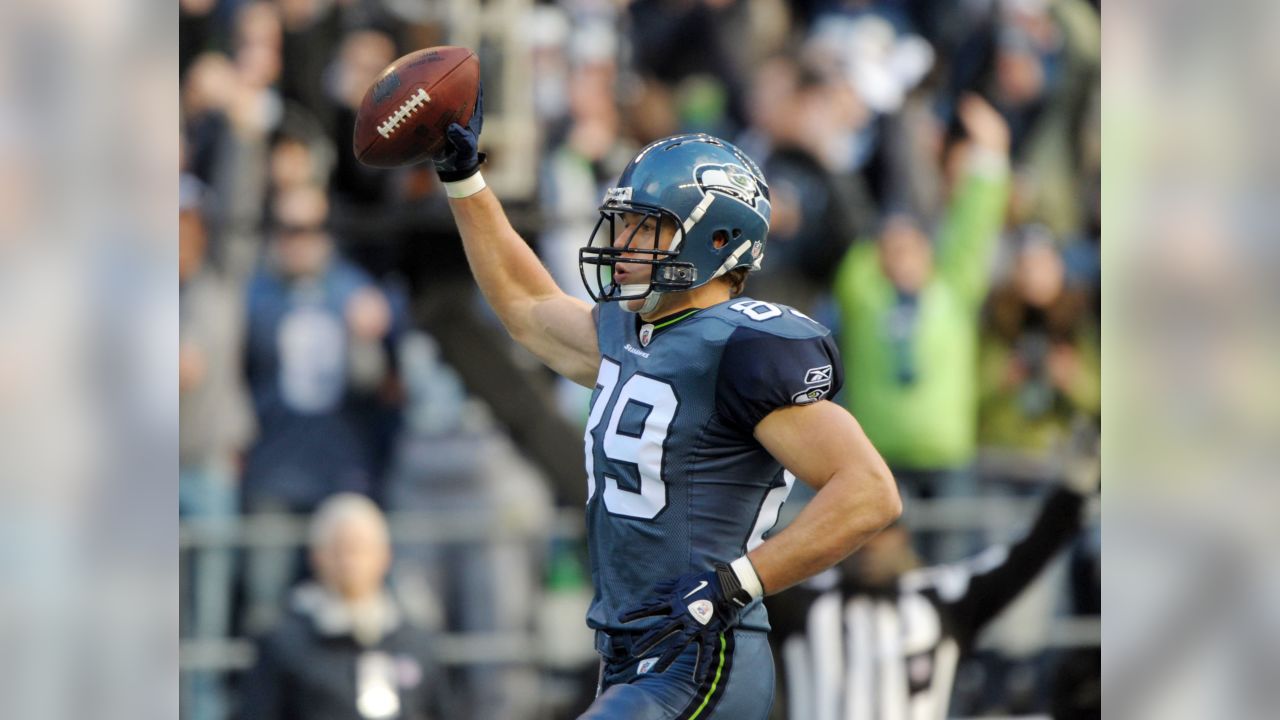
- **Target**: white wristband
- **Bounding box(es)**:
[730,556,765,601]
[444,170,486,199]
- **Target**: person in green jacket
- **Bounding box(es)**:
[833,93,1011,561]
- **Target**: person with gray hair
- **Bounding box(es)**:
[239,493,451,720]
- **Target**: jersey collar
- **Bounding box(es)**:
[636,308,702,347]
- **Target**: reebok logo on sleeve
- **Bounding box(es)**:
[804,365,833,385]
[793,364,833,404]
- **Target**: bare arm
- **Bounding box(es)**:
[748,400,902,595]
[446,187,600,387]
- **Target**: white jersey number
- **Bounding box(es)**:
[729,300,782,321]
[584,360,678,519]
[730,300,822,325]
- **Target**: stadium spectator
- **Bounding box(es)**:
[804,1,935,120]
[277,0,345,135]
[268,123,335,200]
[996,0,1100,241]
[538,59,637,421]
[832,93,1011,562]
[626,0,752,132]
[765,443,1099,719]
[239,493,451,720]
[326,29,399,207]
[241,183,405,631]
[180,2,290,282]
[741,54,873,315]
[539,58,631,305]
[947,0,1100,240]
[324,29,407,277]
[182,51,237,191]
[180,174,255,720]
[979,225,1099,457]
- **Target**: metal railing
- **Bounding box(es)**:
[179,488,1100,674]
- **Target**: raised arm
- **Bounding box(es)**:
[432,86,600,387]
[445,187,599,386]
[749,400,902,594]
[935,94,1011,306]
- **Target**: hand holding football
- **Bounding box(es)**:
[352,46,480,168]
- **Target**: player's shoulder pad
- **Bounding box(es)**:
[701,297,833,340]
[711,298,843,431]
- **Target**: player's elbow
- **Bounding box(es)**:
[877,473,903,528]
[828,465,901,534]
[862,465,902,531]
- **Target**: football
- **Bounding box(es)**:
[352,46,479,168]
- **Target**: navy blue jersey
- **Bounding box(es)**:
[584,297,844,634]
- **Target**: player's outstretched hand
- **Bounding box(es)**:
[617,564,750,683]
[433,81,484,182]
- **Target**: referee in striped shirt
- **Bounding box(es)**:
[765,455,1098,720]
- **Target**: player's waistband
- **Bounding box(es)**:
[594,627,765,664]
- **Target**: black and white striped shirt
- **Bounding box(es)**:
[767,488,1085,720]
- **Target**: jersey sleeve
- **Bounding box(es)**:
[715,326,844,432]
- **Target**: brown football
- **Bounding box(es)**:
[352,46,479,168]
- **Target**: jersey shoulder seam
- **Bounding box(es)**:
[717,319,831,345]
[701,299,831,339]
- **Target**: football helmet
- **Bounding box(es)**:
[579,134,771,313]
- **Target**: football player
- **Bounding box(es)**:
[431,86,901,719]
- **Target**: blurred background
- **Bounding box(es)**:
[177,0,1099,717]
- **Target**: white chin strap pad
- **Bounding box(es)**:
[618,284,662,315]
[637,293,663,314]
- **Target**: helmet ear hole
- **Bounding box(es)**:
[731,229,742,239]
[712,229,731,250]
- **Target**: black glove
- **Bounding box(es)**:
[616,563,754,683]
[433,82,485,182]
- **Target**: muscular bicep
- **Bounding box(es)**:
[514,293,600,387]
[746,400,900,594]
[754,400,893,493]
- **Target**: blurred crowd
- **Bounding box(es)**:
[179,0,1099,718]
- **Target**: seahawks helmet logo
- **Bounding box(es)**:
[695,163,769,218]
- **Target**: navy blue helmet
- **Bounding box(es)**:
[579,134,771,311]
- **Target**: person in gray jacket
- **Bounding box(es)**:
[239,494,451,720]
